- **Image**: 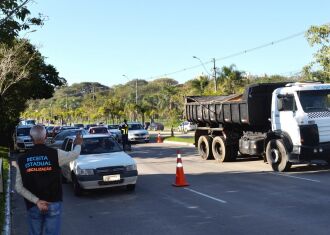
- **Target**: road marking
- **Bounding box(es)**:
[269,172,320,183]
[184,188,227,204]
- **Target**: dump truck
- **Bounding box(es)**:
[185,82,330,171]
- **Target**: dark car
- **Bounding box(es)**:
[73,123,84,129]
[149,122,164,131]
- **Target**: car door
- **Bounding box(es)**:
[60,138,73,181]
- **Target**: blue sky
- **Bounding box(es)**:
[28,0,330,87]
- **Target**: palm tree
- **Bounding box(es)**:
[190,75,210,95]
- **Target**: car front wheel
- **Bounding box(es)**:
[126,184,136,191]
[72,173,83,196]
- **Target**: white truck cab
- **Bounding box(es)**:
[270,82,330,167]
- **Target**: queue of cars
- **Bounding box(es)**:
[13,121,143,196]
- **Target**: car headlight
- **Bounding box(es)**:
[76,166,94,175]
[125,164,137,171]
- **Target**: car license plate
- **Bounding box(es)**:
[103,174,120,182]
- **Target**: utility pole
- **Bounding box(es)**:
[213,58,217,92]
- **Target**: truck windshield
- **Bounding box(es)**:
[298,90,330,113]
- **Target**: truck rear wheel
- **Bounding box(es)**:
[266,139,292,172]
[212,136,233,162]
[198,135,213,160]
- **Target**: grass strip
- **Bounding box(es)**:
[164,136,194,144]
[0,146,9,230]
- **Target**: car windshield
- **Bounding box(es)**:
[128,124,143,130]
[108,125,119,129]
[90,127,108,134]
[17,127,31,136]
[55,129,86,141]
[80,137,122,155]
[298,90,330,113]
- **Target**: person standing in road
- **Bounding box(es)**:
[15,124,83,235]
[119,119,129,150]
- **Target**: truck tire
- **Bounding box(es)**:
[266,139,292,172]
[212,136,232,162]
[198,135,213,160]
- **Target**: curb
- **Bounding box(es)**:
[163,140,195,147]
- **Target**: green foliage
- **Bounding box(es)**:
[0,1,54,145]
[0,0,44,44]
[304,23,330,81]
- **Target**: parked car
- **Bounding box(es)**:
[108,124,122,142]
[13,125,34,152]
[84,124,97,130]
[178,121,197,132]
[61,134,138,196]
[149,122,164,131]
[45,126,54,137]
[127,122,149,143]
[88,126,109,135]
[46,129,87,149]
[73,123,84,129]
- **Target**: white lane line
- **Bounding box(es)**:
[184,188,227,204]
[269,172,320,183]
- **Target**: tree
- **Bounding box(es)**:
[304,23,330,81]
[0,39,35,96]
[190,75,210,95]
[218,65,245,95]
[0,0,44,44]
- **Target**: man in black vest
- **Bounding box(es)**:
[15,124,83,235]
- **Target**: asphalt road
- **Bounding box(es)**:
[11,142,330,235]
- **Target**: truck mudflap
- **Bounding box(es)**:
[297,142,330,161]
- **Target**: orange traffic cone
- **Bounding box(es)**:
[157,133,163,143]
[172,150,189,187]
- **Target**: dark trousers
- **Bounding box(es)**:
[122,134,130,150]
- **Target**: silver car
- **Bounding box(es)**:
[13,125,34,152]
[127,122,149,143]
[46,129,87,149]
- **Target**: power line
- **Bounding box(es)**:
[143,30,308,80]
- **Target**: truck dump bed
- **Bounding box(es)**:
[185,83,288,129]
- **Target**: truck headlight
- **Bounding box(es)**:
[125,164,137,171]
[76,166,94,175]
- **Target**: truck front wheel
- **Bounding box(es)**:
[198,135,213,160]
[266,139,292,172]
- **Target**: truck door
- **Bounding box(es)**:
[272,94,300,146]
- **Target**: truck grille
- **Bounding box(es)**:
[308,111,330,119]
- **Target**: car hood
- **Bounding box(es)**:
[75,151,136,169]
[109,129,121,134]
[129,130,149,135]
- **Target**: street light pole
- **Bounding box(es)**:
[193,56,217,92]
[123,74,138,105]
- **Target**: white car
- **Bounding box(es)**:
[61,134,138,196]
[178,121,197,132]
[127,122,149,143]
[13,125,34,152]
